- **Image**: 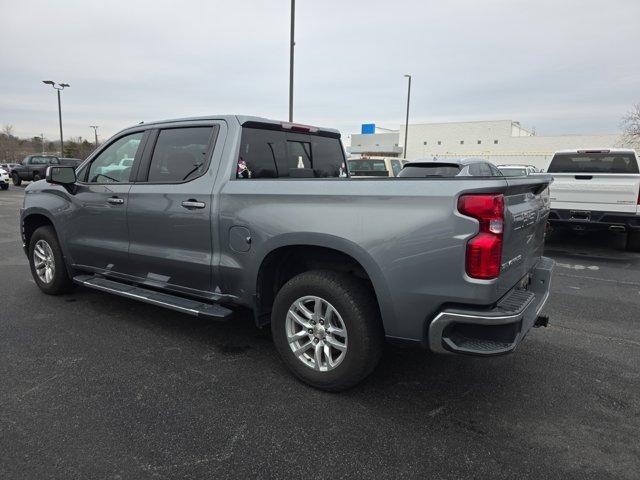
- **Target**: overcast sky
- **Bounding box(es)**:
[1,0,639,142]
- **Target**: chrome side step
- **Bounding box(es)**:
[73,274,233,320]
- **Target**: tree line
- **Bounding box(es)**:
[1,125,98,162]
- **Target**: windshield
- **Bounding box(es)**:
[398,163,461,178]
[499,167,528,177]
[548,153,639,173]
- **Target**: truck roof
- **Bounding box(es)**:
[118,115,342,138]
[553,148,637,155]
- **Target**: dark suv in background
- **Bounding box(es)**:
[10,156,82,185]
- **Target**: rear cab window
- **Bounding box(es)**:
[238,127,346,179]
[548,152,639,174]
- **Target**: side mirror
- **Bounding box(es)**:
[46,166,76,185]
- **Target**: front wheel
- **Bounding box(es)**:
[12,173,21,186]
[32,172,41,182]
[28,226,74,295]
[271,270,383,391]
[0,184,8,190]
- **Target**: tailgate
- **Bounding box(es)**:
[497,176,551,297]
[549,173,640,213]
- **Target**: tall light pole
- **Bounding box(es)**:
[89,125,99,147]
[288,0,295,122]
[403,74,411,159]
[42,81,70,156]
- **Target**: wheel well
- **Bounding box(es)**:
[255,245,378,324]
[23,214,54,247]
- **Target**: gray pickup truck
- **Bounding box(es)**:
[20,115,554,390]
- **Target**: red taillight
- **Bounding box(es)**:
[458,194,504,279]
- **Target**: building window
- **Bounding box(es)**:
[437,141,442,145]
[477,140,482,145]
[460,140,464,145]
[423,141,427,145]
[494,140,499,144]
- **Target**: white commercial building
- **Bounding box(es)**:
[349,120,622,170]
[399,120,621,170]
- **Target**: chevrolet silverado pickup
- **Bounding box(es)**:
[20,115,554,390]
[546,149,640,251]
[11,155,82,185]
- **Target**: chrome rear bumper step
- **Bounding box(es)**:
[73,274,233,320]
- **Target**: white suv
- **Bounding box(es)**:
[0,168,10,190]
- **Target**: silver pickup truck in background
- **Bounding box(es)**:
[20,115,554,390]
[546,149,640,251]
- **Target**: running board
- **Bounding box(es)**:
[73,274,233,320]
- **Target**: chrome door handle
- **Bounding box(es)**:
[107,197,124,205]
[181,200,206,209]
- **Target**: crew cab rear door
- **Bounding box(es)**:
[126,121,221,298]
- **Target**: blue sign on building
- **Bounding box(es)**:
[361,123,376,134]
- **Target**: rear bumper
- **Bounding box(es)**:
[427,257,554,356]
[549,209,640,231]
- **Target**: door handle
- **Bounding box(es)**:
[107,196,124,205]
[181,200,206,209]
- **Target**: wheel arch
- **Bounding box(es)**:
[252,233,395,330]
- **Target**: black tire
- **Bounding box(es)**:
[271,270,384,391]
[626,231,640,252]
[12,173,21,186]
[28,225,74,295]
[32,172,41,182]
[0,184,7,190]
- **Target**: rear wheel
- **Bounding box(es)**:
[28,226,74,295]
[271,270,383,391]
[32,172,41,181]
[626,231,640,252]
[12,173,21,186]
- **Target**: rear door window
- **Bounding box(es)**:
[147,127,214,183]
[548,153,639,173]
[238,128,345,179]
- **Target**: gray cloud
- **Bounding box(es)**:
[1,0,638,142]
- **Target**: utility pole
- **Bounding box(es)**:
[89,125,99,147]
[42,81,70,156]
[41,133,45,154]
[288,0,295,122]
[403,74,412,159]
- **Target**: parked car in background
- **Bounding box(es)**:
[347,157,405,177]
[497,164,538,177]
[1,163,20,172]
[398,157,503,178]
[10,155,62,185]
[0,167,9,190]
[21,115,554,390]
[546,149,640,251]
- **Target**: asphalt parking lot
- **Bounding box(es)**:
[1,185,639,480]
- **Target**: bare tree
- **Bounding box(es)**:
[621,103,640,148]
[2,124,15,137]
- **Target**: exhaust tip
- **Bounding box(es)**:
[609,225,626,232]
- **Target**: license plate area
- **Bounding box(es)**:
[570,210,591,221]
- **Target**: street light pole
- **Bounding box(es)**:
[89,125,99,147]
[288,0,295,122]
[403,74,411,159]
[42,81,70,156]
